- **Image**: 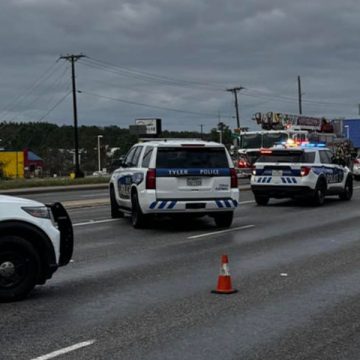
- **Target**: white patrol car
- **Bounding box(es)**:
[0,196,73,302]
[109,139,239,228]
[250,144,353,206]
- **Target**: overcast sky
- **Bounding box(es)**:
[1,0,360,133]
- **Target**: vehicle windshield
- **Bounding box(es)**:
[262,133,288,147]
[241,134,262,149]
[257,150,315,163]
[156,147,228,168]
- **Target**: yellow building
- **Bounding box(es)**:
[0,151,25,178]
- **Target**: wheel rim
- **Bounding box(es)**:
[0,252,28,288]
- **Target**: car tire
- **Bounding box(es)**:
[110,186,124,218]
[313,181,326,206]
[0,236,40,302]
[339,176,353,201]
[214,212,234,228]
[254,195,269,206]
[131,191,148,229]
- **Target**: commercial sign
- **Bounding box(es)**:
[135,118,162,136]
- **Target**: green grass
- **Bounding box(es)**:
[0,176,110,190]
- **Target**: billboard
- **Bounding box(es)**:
[135,118,162,136]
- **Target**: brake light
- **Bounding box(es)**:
[238,159,250,168]
[230,168,238,188]
[146,168,156,189]
[353,159,360,164]
[260,149,272,154]
[300,166,311,177]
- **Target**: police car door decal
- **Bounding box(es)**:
[118,173,144,199]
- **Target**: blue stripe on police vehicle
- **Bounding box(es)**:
[312,166,344,183]
[155,168,231,177]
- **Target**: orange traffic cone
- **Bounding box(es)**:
[211,255,238,294]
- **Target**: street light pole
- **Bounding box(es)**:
[97,135,103,172]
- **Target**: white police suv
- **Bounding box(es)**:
[0,196,73,302]
[250,144,353,206]
[109,139,239,228]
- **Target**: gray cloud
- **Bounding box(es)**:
[1,0,360,132]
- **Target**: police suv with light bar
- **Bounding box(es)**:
[250,143,353,205]
[109,139,239,228]
[0,196,73,302]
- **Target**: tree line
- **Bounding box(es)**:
[0,122,233,176]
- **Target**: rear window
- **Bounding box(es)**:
[241,134,262,149]
[262,133,288,147]
[257,151,315,163]
[156,147,228,168]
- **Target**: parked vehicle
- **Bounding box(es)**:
[109,139,239,228]
[0,196,73,302]
[353,156,360,180]
[251,144,353,206]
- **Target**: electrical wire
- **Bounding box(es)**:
[82,56,358,109]
[0,61,67,121]
[83,57,226,91]
[0,64,70,124]
[78,89,232,118]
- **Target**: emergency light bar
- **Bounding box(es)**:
[301,143,326,148]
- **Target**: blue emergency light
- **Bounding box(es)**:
[301,143,326,148]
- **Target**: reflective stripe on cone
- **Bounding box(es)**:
[211,254,238,295]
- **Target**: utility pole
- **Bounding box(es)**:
[227,87,244,132]
[199,124,204,139]
[297,75,302,115]
[59,54,85,178]
[217,113,224,144]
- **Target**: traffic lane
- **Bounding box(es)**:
[7,219,357,358]
[66,183,357,229]
[19,188,109,204]
[17,177,250,205]
[2,190,360,359]
[65,189,255,225]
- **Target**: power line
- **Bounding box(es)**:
[1,64,70,123]
[83,56,226,91]
[0,61,67,121]
[83,57,358,109]
[78,89,231,118]
[3,89,72,150]
[79,59,224,93]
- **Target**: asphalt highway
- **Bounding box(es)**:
[1,185,360,359]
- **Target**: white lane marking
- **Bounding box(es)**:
[187,224,255,239]
[31,340,95,360]
[72,200,255,227]
[73,219,119,227]
[239,200,255,205]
